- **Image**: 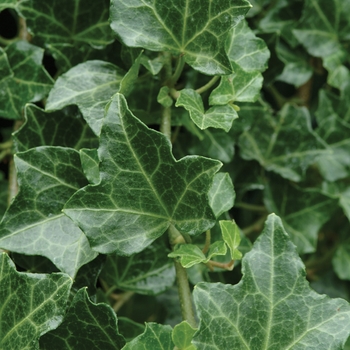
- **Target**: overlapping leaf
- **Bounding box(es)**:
[100,240,175,295]
[19,0,114,47]
[0,41,53,119]
[13,104,98,152]
[64,93,222,255]
[0,146,98,277]
[193,214,350,349]
[40,288,125,349]
[239,103,328,182]
[110,0,252,75]
[46,60,126,135]
[0,253,72,349]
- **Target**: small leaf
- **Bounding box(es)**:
[0,253,72,349]
[176,89,237,132]
[46,60,126,135]
[40,288,125,349]
[122,323,174,350]
[219,220,242,260]
[157,86,173,108]
[110,0,252,75]
[193,214,350,350]
[119,51,143,96]
[206,241,227,260]
[208,172,235,218]
[64,93,221,255]
[333,241,350,281]
[0,147,98,277]
[168,244,207,268]
[80,148,100,185]
[172,321,197,350]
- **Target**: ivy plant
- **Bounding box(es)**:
[1,0,350,348]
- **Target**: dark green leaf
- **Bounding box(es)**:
[119,51,143,96]
[46,60,126,135]
[193,214,350,349]
[118,317,145,342]
[100,239,175,295]
[19,0,114,47]
[0,41,53,119]
[0,147,98,277]
[0,253,72,349]
[333,241,350,280]
[64,93,221,255]
[40,288,126,349]
[110,0,252,75]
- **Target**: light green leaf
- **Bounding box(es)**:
[157,86,173,108]
[208,172,235,218]
[239,103,328,182]
[0,147,98,277]
[0,41,53,119]
[333,241,350,281]
[46,60,126,135]
[176,89,237,132]
[110,0,252,75]
[140,54,165,75]
[122,323,174,350]
[100,240,175,295]
[79,148,100,185]
[40,288,125,349]
[13,104,98,153]
[193,214,350,350]
[206,241,227,260]
[19,0,114,47]
[0,253,72,350]
[172,321,197,350]
[168,244,207,268]
[0,0,18,11]
[264,174,338,253]
[219,220,242,260]
[64,93,221,255]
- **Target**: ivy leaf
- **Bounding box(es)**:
[208,172,235,218]
[176,89,238,132]
[110,0,252,75]
[122,323,174,350]
[100,240,175,295]
[172,321,197,350]
[239,103,328,182]
[13,104,98,153]
[46,60,126,135]
[119,51,143,97]
[157,86,173,108]
[0,41,53,119]
[333,241,350,281]
[40,288,126,349]
[0,147,98,277]
[264,174,338,254]
[0,253,72,349]
[80,148,100,185]
[19,0,114,47]
[168,244,207,268]
[64,93,221,255]
[0,0,17,11]
[193,214,350,350]
[219,220,242,260]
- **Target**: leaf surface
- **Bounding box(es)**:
[0,253,72,349]
[110,0,252,75]
[219,220,242,260]
[193,214,350,349]
[40,288,125,349]
[172,321,197,350]
[0,147,98,277]
[64,93,221,255]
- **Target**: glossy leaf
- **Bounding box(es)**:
[168,244,207,268]
[110,0,252,75]
[64,93,221,255]
[176,89,238,132]
[0,147,98,277]
[80,148,100,185]
[208,172,235,218]
[13,104,98,152]
[239,103,328,182]
[219,220,242,260]
[157,87,173,108]
[0,41,53,119]
[193,214,350,349]
[100,240,175,295]
[264,174,338,253]
[0,253,72,349]
[46,60,126,135]
[122,323,174,350]
[40,288,126,349]
[19,0,114,47]
[172,321,197,350]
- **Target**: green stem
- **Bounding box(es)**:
[160,106,172,140]
[195,75,220,95]
[169,55,185,86]
[202,230,211,254]
[235,202,266,212]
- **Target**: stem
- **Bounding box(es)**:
[202,230,211,254]
[169,55,185,86]
[242,214,267,236]
[235,202,267,212]
[207,259,234,271]
[195,75,220,95]
[160,106,172,140]
[112,291,134,312]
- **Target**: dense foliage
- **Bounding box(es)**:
[1,0,350,348]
